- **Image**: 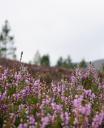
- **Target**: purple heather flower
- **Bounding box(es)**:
[79,103,91,116]
[92,112,104,128]
[73,96,83,108]
[29,115,35,125]
[18,123,27,128]
[0,91,6,101]
[41,116,50,128]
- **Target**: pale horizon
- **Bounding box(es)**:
[0,0,104,65]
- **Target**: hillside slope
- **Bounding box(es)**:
[92,59,104,70]
[0,58,72,82]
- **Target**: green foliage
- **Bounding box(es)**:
[40,54,50,66]
[0,115,4,128]
[56,57,64,67]
[53,115,62,128]
[56,56,74,68]
[0,86,4,93]
[27,95,38,104]
[44,106,53,114]
[14,116,20,127]
[81,75,100,94]
[7,86,16,96]
[79,59,87,68]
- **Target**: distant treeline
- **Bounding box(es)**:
[0,20,87,69]
[32,50,87,68]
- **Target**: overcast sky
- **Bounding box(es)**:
[0,0,104,65]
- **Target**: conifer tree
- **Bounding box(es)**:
[0,20,16,59]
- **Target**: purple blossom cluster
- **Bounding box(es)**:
[0,64,104,128]
[92,111,104,128]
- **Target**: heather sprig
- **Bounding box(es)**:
[0,64,104,127]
